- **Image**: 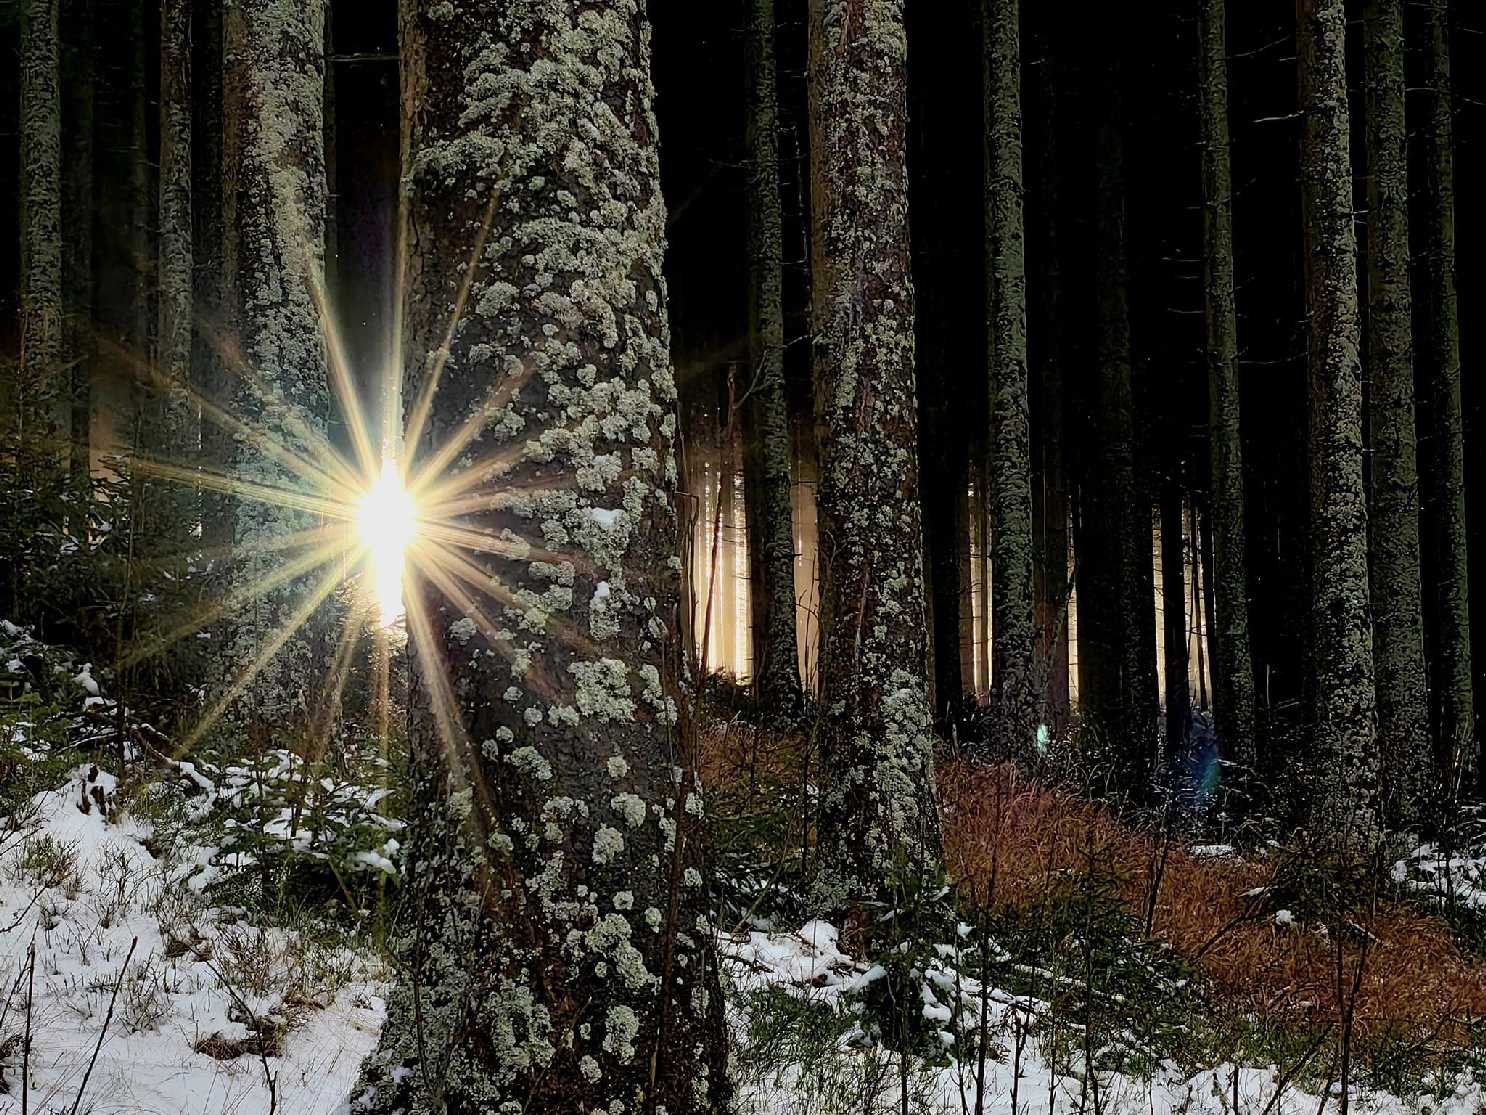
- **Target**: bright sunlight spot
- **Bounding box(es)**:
[359,456,418,627]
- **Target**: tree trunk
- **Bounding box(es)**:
[1197,0,1257,778]
[1363,0,1430,822]
[354,3,729,1110]
[194,0,232,554]
[1414,0,1475,796]
[745,0,803,711]
[160,0,193,403]
[62,0,93,481]
[220,0,331,731]
[1029,22,1069,735]
[984,0,1035,755]
[808,0,941,907]
[19,0,63,470]
[1161,479,1191,760]
[1298,0,1379,839]
[1085,59,1158,793]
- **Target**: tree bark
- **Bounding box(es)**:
[808,0,941,908]
[984,0,1035,755]
[160,0,193,403]
[61,0,93,481]
[1414,0,1475,796]
[19,0,63,470]
[1298,0,1379,839]
[1029,22,1069,735]
[220,0,331,731]
[194,0,232,554]
[353,3,728,1110]
[1084,59,1158,793]
[1197,0,1257,778]
[1363,0,1430,822]
[745,0,803,711]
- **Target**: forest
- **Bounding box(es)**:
[4,0,1486,1111]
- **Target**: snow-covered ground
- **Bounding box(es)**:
[3,767,1483,1114]
[0,767,384,1114]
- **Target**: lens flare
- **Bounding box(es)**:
[359,456,418,626]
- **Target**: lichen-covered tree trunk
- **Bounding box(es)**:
[1414,0,1475,796]
[984,0,1035,754]
[19,0,63,470]
[220,0,330,730]
[1298,0,1379,839]
[62,0,94,480]
[194,0,232,554]
[1197,0,1257,778]
[1363,0,1429,822]
[1160,479,1191,760]
[353,3,728,1111]
[160,0,194,405]
[808,0,941,907]
[745,0,803,712]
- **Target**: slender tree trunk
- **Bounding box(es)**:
[1029,24,1069,735]
[1414,0,1475,796]
[19,0,63,470]
[1298,0,1379,840]
[984,0,1035,754]
[1363,0,1430,822]
[220,0,330,731]
[1086,60,1158,792]
[194,0,231,554]
[1161,479,1191,760]
[355,4,729,1110]
[745,0,803,711]
[159,0,193,404]
[1197,0,1257,778]
[808,0,941,909]
[62,0,94,482]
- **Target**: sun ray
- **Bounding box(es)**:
[131,455,361,523]
[401,581,486,803]
[401,190,501,456]
[405,367,535,500]
[99,334,363,502]
[308,269,383,481]
[175,552,364,758]
[307,591,377,765]
[123,534,352,667]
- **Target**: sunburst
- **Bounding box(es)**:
[120,190,567,785]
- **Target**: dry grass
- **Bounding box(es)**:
[696,715,1486,1054]
[940,759,1486,1050]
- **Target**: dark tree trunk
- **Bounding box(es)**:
[808,0,942,906]
[194,0,232,554]
[62,0,93,481]
[1197,0,1258,777]
[1364,0,1430,822]
[1161,478,1191,760]
[745,0,803,711]
[1298,0,1379,840]
[1413,0,1475,796]
[19,0,63,470]
[984,0,1035,755]
[355,3,729,1110]
[160,0,193,403]
[907,0,979,729]
[1029,19,1070,735]
[1084,56,1159,793]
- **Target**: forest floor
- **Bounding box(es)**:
[2,630,1486,1113]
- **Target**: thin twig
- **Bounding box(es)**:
[69,936,138,1115]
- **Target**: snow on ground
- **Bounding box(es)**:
[720,921,1485,1115]
[0,766,385,1115]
